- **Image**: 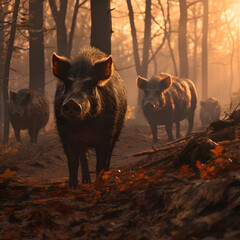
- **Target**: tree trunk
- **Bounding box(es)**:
[3,0,20,144]
[90,0,112,55]
[138,0,151,107]
[166,0,178,76]
[126,0,152,107]
[202,0,208,100]
[67,0,88,58]
[192,4,198,84]
[126,0,141,74]
[141,0,151,78]
[49,0,68,56]
[178,0,189,78]
[29,0,45,94]
[237,16,240,90]
[67,0,80,58]
[224,10,235,99]
[0,0,4,143]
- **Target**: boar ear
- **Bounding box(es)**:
[10,91,17,102]
[26,90,34,102]
[51,52,71,80]
[213,100,219,107]
[137,76,148,90]
[93,56,113,87]
[160,76,172,90]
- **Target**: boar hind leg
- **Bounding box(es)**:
[28,128,39,143]
[149,124,158,143]
[13,127,21,142]
[165,123,174,141]
[186,111,195,136]
[62,141,79,189]
[79,149,91,184]
[105,145,114,171]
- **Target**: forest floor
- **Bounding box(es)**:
[0,118,240,239]
[0,119,160,181]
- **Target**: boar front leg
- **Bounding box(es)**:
[96,144,113,176]
[13,127,21,143]
[62,140,79,189]
[186,111,195,136]
[28,128,39,143]
[165,123,174,141]
[149,123,158,143]
[176,121,181,139]
[79,148,91,184]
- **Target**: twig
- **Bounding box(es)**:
[232,102,240,114]
[152,146,158,151]
[217,138,240,146]
[166,132,201,146]
[133,145,179,157]
[164,174,192,185]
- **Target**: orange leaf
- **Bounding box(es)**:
[196,160,204,170]
[0,169,16,179]
[205,165,215,173]
[102,171,111,180]
[210,145,224,156]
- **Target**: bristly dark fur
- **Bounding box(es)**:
[53,46,127,188]
[10,89,49,143]
[200,97,221,126]
[139,73,197,142]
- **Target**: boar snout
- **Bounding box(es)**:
[12,112,21,118]
[62,99,82,118]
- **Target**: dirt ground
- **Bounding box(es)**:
[0,119,174,182]
[1,117,240,239]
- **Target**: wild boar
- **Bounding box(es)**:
[52,47,127,189]
[200,97,221,126]
[137,73,197,142]
[10,89,49,143]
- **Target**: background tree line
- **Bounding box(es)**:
[0,0,239,143]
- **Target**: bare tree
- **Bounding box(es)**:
[224,10,235,99]
[0,0,4,143]
[202,0,208,100]
[126,0,152,106]
[90,0,112,54]
[178,0,189,78]
[49,0,88,57]
[157,0,178,76]
[237,16,240,90]
[3,0,20,144]
[29,0,45,93]
[67,0,88,58]
[49,0,68,56]
[192,3,198,83]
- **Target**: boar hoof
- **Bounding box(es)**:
[69,180,78,189]
[82,178,91,184]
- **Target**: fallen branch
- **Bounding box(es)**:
[166,131,205,146]
[217,138,240,146]
[133,145,179,157]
